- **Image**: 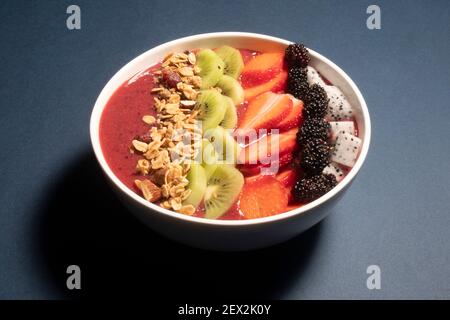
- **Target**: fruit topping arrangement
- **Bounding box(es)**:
[108,42,362,220]
[283,43,362,202]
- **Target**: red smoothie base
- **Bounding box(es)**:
[100,66,159,194]
[99,49,355,220]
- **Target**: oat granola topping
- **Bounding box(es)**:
[142,115,156,125]
[133,50,201,215]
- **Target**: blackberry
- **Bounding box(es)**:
[285,43,310,68]
[292,173,337,202]
[304,84,329,119]
[287,67,309,100]
[301,138,332,175]
[297,118,331,145]
[287,80,309,101]
[288,67,308,83]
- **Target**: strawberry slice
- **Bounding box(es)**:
[283,127,300,136]
[238,92,292,135]
[238,128,297,165]
[277,96,304,132]
[238,152,294,176]
[277,151,294,168]
[241,52,285,88]
[243,70,288,101]
[277,168,298,203]
[240,175,289,219]
[276,168,298,189]
[242,52,285,74]
[241,70,279,88]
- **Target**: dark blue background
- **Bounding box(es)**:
[1,0,449,299]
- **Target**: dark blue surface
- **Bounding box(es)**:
[1,0,449,299]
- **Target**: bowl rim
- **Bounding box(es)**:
[90,31,371,226]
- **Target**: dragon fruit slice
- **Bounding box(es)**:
[331,131,362,167]
[307,66,326,87]
[323,162,345,182]
[325,86,354,121]
[329,121,355,140]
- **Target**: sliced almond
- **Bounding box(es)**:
[172,52,188,63]
[134,180,142,189]
[182,88,198,100]
[188,52,196,65]
[151,87,164,92]
[142,115,156,125]
[178,67,194,77]
[139,179,162,202]
[180,100,196,107]
[132,140,148,153]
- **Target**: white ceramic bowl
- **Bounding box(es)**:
[90,32,371,251]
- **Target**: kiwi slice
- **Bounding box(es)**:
[216,75,245,105]
[219,96,238,129]
[203,164,217,181]
[200,138,218,180]
[196,90,227,132]
[184,163,207,208]
[215,46,244,79]
[203,126,241,165]
[204,164,244,219]
[196,49,225,89]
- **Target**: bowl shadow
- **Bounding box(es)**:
[33,151,324,300]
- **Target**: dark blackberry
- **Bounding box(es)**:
[288,67,308,83]
[287,80,309,101]
[301,138,332,175]
[287,67,309,100]
[292,173,337,202]
[297,118,331,145]
[285,43,310,68]
[304,84,329,119]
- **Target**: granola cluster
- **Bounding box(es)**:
[132,51,203,216]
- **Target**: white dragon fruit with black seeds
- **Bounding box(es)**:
[325,86,354,121]
[331,131,362,167]
[307,66,326,87]
[323,162,345,182]
[329,121,355,140]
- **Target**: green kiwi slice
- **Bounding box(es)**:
[219,96,238,129]
[196,49,225,89]
[204,164,244,219]
[215,46,244,79]
[216,75,245,105]
[184,164,207,208]
[203,126,241,165]
[196,90,227,132]
[200,138,218,180]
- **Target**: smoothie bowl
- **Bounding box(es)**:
[90,32,371,251]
